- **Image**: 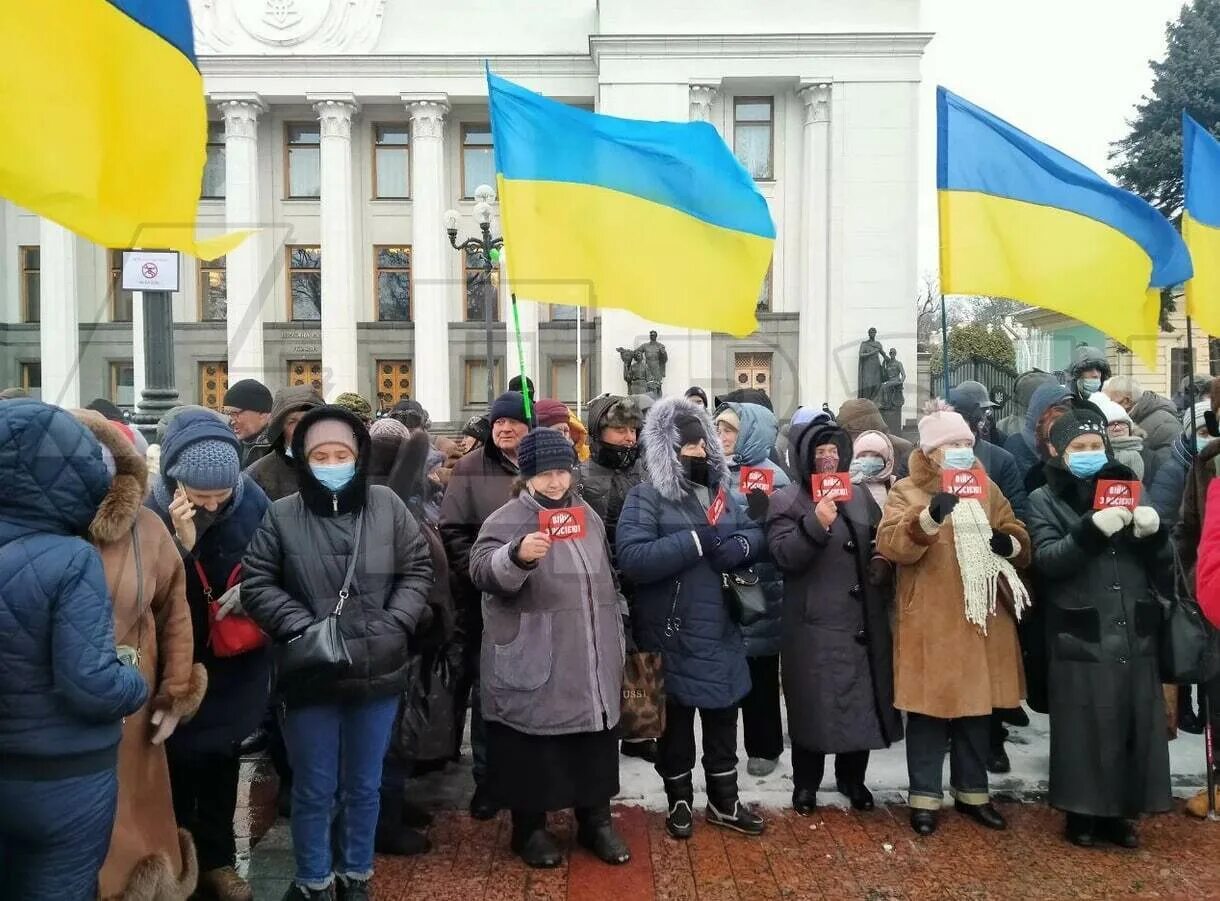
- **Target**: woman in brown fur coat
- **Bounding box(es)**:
[73,411,207,901]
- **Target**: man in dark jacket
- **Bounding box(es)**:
[1067,344,1110,401]
[1004,382,1071,484]
[995,371,1058,446]
[244,385,325,501]
[0,401,149,900]
[1104,377,1182,460]
[438,391,528,819]
[222,378,274,467]
[1148,402,1208,527]
[837,398,915,478]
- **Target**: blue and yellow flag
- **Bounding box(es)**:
[938,88,1192,366]
[0,1,244,259]
[1183,114,1220,337]
[488,73,774,337]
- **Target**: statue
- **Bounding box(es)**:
[878,348,907,433]
[857,327,886,401]
[618,331,667,398]
[617,347,651,396]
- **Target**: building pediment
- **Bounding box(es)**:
[191,0,386,54]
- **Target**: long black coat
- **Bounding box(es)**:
[765,422,902,754]
[1026,464,1172,818]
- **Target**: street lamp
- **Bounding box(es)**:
[445,184,504,407]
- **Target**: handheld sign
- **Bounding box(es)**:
[707,486,729,526]
[941,468,988,499]
[1093,479,1141,511]
[739,466,775,496]
[539,507,587,541]
[810,473,853,503]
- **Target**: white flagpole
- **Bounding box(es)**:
[575,303,583,416]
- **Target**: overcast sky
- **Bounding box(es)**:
[916,0,1188,279]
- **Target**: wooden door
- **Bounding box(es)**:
[198,361,229,410]
[287,360,323,394]
[733,352,773,395]
[376,360,413,411]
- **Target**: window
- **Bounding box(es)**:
[202,121,226,199]
[461,124,495,199]
[19,246,39,323]
[464,248,499,321]
[288,246,322,321]
[110,250,133,321]
[20,362,41,400]
[109,361,135,407]
[375,246,411,321]
[286,123,322,198]
[198,361,229,409]
[199,256,227,321]
[1171,348,1193,403]
[548,304,579,322]
[734,97,774,180]
[375,360,413,410]
[757,262,773,312]
[373,124,410,199]
[463,358,503,407]
[550,357,590,406]
[287,360,323,394]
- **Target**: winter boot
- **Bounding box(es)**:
[335,875,371,901]
[1065,812,1095,848]
[199,866,255,901]
[469,783,499,821]
[1096,817,1139,849]
[621,739,658,762]
[576,804,631,865]
[1179,688,1204,734]
[375,789,432,856]
[663,771,695,840]
[705,770,765,836]
[401,798,434,829]
[747,757,778,777]
[281,883,335,901]
[510,811,563,868]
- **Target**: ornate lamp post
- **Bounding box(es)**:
[445,184,503,407]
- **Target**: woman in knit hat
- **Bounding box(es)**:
[877,402,1031,837]
[534,398,572,440]
[145,409,272,901]
[1026,406,1171,848]
[1147,400,1213,526]
[469,428,629,868]
[243,406,434,899]
[1088,392,1147,481]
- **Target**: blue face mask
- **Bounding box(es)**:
[1080,377,1102,395]
[311,461,356,492]
[1067,450,1108,479]
[1196,435,1215,453]
[850,457,885,479]
[942,448,976,470]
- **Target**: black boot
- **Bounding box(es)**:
[954,800,1007,830]
[510,812,563,868]
[1179,688,1204,735]
[401,798,434,829]
[335,876,370,901]
[909,809,937,836]
[375,790,432,857]
[469,783,499,821]
[621,739,658,762]
[1064,812,1095,848]
[282,885,335,901]
[705,770,764,836]
[576,805,631,865]
[664,771,695,840]
[1097,817,1139,849]
[999,706,1030,727]
[792,787,817,817]
[836,780,874,812]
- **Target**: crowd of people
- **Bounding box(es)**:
[1,345,1218,900]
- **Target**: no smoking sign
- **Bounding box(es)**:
[121,251,180,292]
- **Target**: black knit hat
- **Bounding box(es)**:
[674,411,705,449]
[86,397,125,422]
[223,379,273,414]
[488,391,528,426]
[462,415,490,445]
[1049,405,1107,456]
[519,427,576,477]
[684,386,709,407]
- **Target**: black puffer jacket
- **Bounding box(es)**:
[242,406,434,705]
[577,395,646,580]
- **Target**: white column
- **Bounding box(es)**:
[310,95,360,401]
[217,95,267,385]
[798,82,832,408]
[131,290,146,403]
[39,219,80,407]
[404,96,452,421]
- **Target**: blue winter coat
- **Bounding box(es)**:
[617,398,763,710]
[974,440,1029,524]
[1005,382,1071,484]
[1148,435,1194,527]
[721,402,790,658]
[0,400,148,775]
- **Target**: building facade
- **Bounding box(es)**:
[0,0,928,425]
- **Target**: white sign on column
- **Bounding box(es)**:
[798,82,832,408]
[38,219,80,408]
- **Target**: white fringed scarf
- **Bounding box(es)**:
[950,498,1030,633]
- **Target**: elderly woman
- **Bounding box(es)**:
[851,429,898,506]
[877,403,1031,837]
[470,428,628,869]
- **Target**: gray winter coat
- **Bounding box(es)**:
[470,492,625,736]
[244,385,325,501]
[1131,392,1182,458]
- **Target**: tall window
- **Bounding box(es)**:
[463,358,504,407]
[757,262,773,312]
[202,121,226,199]
[375,246,412,321]
[465,248,499,321]
[286,123,322,198]
[109,361,135,407]
[734,97,774,180]
[550,357,590,406]
[199,256,227,321]
[461,124,495,199]
[110,250,133,321]
[288,246,322,321]
[20,362,41,400]
[19,246,39,323]
[373,124,410,199]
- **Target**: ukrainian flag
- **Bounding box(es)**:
[488,73,775,337]
[938,88,1192,366]
[0,1,243,259]
[1183,114,1220,337]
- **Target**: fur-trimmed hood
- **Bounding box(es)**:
[640,396,729,502]
[72,409,148,545]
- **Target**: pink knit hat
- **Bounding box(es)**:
[918,407,975,453]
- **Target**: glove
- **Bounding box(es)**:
[989,532,1016,558]
[694,524,719,556]
[1091,505,1133,537]
[710,534,751,572]
[927,492,960,524]
[213,584,242,621]
[746,488,770,522]
[1132,505,1160,539]
[149,709,182,746]
[867,556,893,588]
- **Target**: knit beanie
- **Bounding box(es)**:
[488,391,528,425]
[1088,392,1133,429]
[1050,406,1107,455]
[223,379,273,414]
[166,438,241,490]
[334,392,373,422]
[918,407,975,453]
[1184,400,1212,436]
[391,399,430,429]
[463,415,491,444]
[518,427,577,477]
[369,417,410,443]
[304,418,358,457]
[534,398,571,429]
[713,407,741,433]
[674,411,706,449]
[684,386,709,407]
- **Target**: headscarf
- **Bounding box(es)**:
[850,429,894,508]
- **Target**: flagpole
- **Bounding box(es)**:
[510,292,534,426]
[575,303,583,418]
[941,293,951,398]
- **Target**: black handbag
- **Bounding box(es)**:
[1159,542,1220,685]
[275,517,361,680]
[723,568,768,627]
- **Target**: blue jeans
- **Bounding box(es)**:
[283,696,399,888]
[0,769,117,901]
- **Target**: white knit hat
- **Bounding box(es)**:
[1088,392,1133,429]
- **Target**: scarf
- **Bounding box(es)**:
[949,498,1031,633]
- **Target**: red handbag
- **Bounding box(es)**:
[197,561,268,657]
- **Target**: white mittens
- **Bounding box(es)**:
[1132,506,1160,539]
[1091,506,1133,537]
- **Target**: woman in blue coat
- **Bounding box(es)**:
[617,397,765,841]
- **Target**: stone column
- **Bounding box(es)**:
[404,95,452,421]
[310,95,359,400]
[38,219,80,407]
[217,95,267,385]
[798,82,832,407]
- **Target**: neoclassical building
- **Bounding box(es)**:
[0,0,928,424]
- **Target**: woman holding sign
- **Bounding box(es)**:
[469,428,629,869]
[877,403,1031,837]
[1025,406,1171,849]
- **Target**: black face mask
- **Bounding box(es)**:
[532,491,569,509]
[595,441,639,471]
[681,456,711,486]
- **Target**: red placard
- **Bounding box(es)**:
[539,506,587,541]
[706,486,729,526]
[810,473,854,503]
[1093,479,1142,511]
[941,468,988,499]
[739,466,775,496]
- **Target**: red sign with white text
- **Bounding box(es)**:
[539,507,587,541]
[941,468,988,500]
[1093,479,1142,511]
[706,486,729,526]
[811,473,853,503]
[739,466,775,496]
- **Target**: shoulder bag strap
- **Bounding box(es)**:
[335,514,363,616]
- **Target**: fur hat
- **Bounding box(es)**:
[518,428,576,477]
[918,401,975,453]
[603,397,642,431]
